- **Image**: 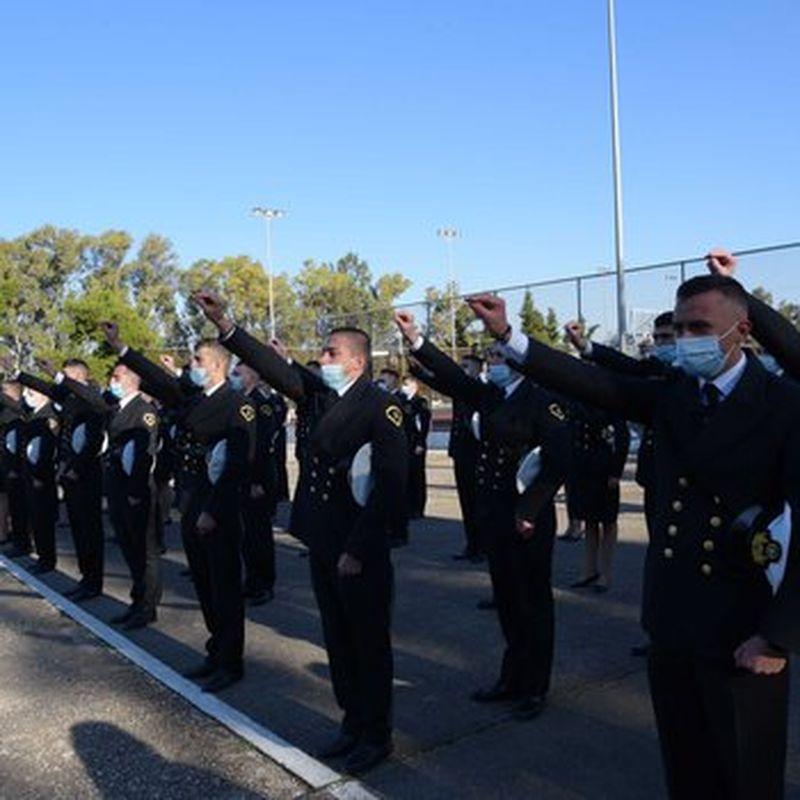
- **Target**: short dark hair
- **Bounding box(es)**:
[329,327,371,360]
[676,275,748,312]
[63,358,90,375]
[379,367,400,379]
[306,359,321,369]
[653,311,674,328]
[195,338,232,368]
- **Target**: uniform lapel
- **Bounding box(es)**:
[310,376,371,454]
[666,357,769,474]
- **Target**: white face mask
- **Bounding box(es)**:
[674,321,739,379]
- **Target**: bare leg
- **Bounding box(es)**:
[582,522,599,580]
[597,521,618,589]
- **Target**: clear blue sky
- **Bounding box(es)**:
[2,0,798,314]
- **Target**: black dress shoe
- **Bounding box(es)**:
[316,732,359,759]
[201,668,243,693]
[183,661,217,681]
[476,598,497,611]
[110,608,136,625]
[344,740,392,775]
[471,681,518,704]
[247,589,274,607]
[63,584,86,598]
[512,695,547,721]
[123,611,156,630]
[631,643,650,658]
[31,562,56,575]
[570,573,600,589]
[71,586,102,602]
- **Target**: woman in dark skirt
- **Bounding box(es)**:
[566,400,630,592]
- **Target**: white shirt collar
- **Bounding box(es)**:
[118,391,140,410]
[337,377,358,397]
[205,380,226,397]
[505,376,524,398]
[698,351,747,398]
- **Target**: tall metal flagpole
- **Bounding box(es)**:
[607,0,628,348]
[251,207,286,340]
[437,227,460,359]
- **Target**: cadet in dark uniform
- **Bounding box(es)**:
[412,354,484,561]
[0,381,28,555]
[564,400,630,592]
[396,310,572,722]
[231,362,281,605]
[101,322,255,693]
[399,375,431,520]
[470,279,800,799]
[565,313,676,534]
[18,361,106,600]
[294,359,323,471]
[20,386,60,574]
[195,290,407,776]
[57,362,162,629]
[707,248,800,382]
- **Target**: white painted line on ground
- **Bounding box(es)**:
[0,555,380,799]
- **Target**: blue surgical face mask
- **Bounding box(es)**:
[758,354,783,376]
[321,363,349,392]
[229,373,245,392]
[652,343,677,365]
[189,366,208,388]
[674,323,738,379]
[487,363,515,388]
[108,381,125,400]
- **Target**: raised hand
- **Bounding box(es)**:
[192,290,232,333]
[100,321,123,353]
[159,353,178,375]
[466,293,509,339]
[706,248,737,278]
[35,357,57,377]
[270,337,289,361]
[394,310,420,344]
[564,320,588,352]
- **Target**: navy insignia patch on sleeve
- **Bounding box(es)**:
[385,405,403,428]
[548,403,566,421]
[260,404,272,416]
[143,412,157,428]
[752,531,783,567]
[240,404,256,423]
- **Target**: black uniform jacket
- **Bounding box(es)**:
[118,349,255,522]
[221,326,408,563]
[23,403,60,482]
[59,378,159,500]
[412,338,572,527]
[17,373,105,478]
[511,337,800,655]
[748,292,800,381]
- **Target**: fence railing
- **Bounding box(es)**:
[320,241,800,359]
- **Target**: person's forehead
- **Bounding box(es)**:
[674,291,725,320]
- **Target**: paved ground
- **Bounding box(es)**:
[3,452,800,798]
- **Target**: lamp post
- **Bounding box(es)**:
[607,0,628,349]
[251,207,286,340]
[437,227,459,359]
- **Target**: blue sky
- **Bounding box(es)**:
[2,0,798,315]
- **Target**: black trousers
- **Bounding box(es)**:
[648,650,788,800]
[241,490,276,594]
[480,496,556,697]
[407,451,427,519]
[25,476,57,567]
[181,497,244,670]
[310,550,393,744]
[453,452,480,555]
[107,475,162,614]
[7,475,30,552]
[63,468,104,590]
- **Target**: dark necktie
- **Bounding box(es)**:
[701,383,721,417]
